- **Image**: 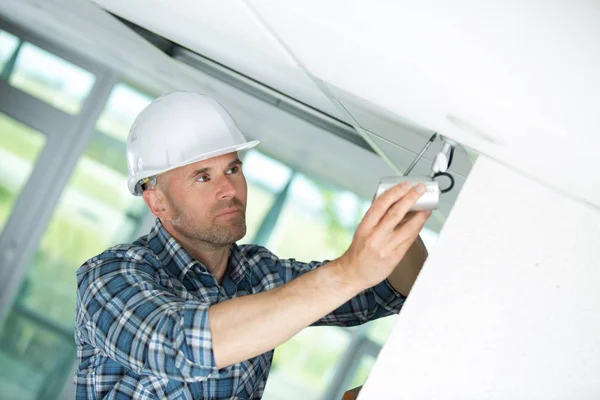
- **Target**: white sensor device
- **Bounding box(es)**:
[375,176,440,211]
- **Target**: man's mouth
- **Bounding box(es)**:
[216,208,241,217]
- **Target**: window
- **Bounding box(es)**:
[0,113,46,234]
[239,159,369,399]
[239,150,292,244]
[265,326,352,400]
[17,83,153,325]
[265,174,361,261]
[0,30,20,72]
[96,83,155,142]
[366,315,398,347]
[346,353,376,391]
[0,83,153,399]
[7,42,95,114]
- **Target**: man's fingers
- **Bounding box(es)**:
[360,182,413,230]
[390,211,430,249]
[378,185,427,233]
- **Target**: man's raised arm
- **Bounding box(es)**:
[210,182,430,368]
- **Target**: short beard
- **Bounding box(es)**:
[168,196,247,248]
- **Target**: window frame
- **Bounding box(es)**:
[0,18,119,325]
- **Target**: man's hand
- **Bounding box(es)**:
[335,182,431,293]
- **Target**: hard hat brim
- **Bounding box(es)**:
[128,139,260,195]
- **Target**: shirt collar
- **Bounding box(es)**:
[147,218,248,285]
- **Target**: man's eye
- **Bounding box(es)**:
[196,175,210,182]
[227,166,240,175]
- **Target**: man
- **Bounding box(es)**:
[74,92,431,399]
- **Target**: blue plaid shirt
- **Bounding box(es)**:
[74,219,405,399]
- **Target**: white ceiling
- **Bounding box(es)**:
[86,0,455,162]
[3,0,515,233]
[6,0,598,231]
[88,0,600,211]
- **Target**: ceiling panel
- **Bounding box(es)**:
[90,0,442,170]
[1,0,489,233]
[90,0,350,124]
[245,0,600,209]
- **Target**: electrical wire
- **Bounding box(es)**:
[403,132,438,176]
[432,171,455,193]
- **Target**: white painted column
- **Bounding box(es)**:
[359,156,600,399]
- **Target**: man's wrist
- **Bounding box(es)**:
[325,256,364,299]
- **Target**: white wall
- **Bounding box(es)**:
[360,156,600,399]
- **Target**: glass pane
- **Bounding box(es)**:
[0,113,45,234]
[243,150,292,193]
[96,83,154,142]
[240,181,276,243]
[0,305,75,400]
[9,43,95,115]
[346,354,377,391]
[366,314,398,347]
[263,327,351,400]
[266,174,357,260]
[0,84,153,399]
[0,31,20,72]
[239,150,291,244]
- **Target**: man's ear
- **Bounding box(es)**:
[142,188,171,219]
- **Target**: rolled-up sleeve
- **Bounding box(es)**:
[314,278,406,327]
[275,257,406,327]
[76,258,221,382]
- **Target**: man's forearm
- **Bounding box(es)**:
[208,260,360,369]
[386,235,428,296]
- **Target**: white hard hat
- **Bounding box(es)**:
[126,92,259,195]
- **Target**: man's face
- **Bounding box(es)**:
[157,152,248,247]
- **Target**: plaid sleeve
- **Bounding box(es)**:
[313,278,406,327]
[275,256,406,327]
[76,255,222,382]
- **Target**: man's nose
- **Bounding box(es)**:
[216,175,236,199]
